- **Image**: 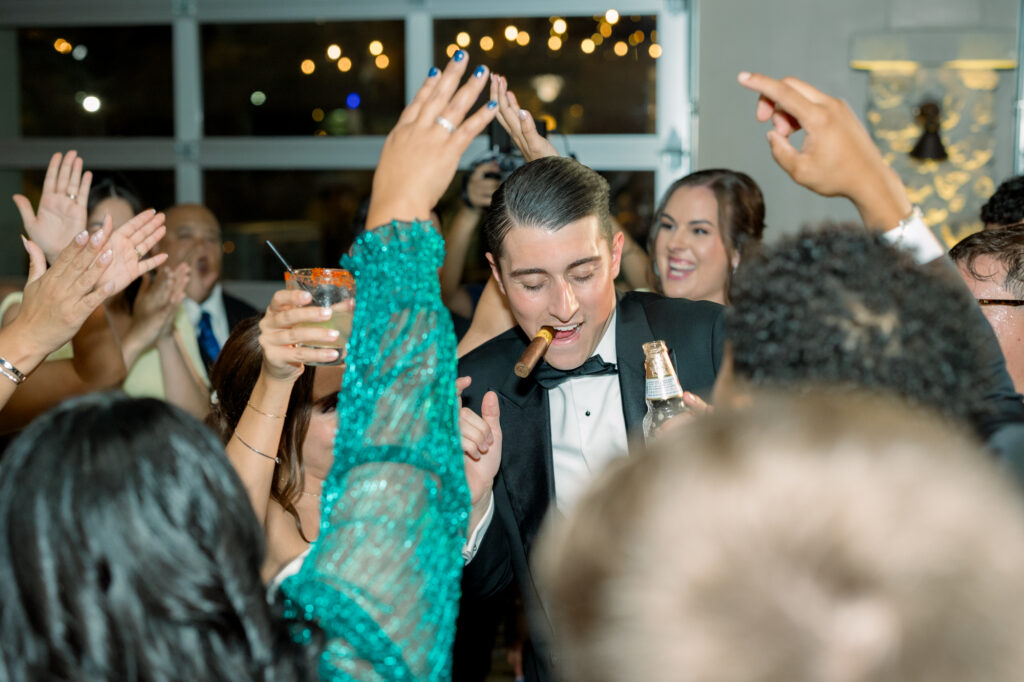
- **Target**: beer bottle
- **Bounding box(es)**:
[642,340,688,439]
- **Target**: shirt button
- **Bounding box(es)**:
[585,410,591,417]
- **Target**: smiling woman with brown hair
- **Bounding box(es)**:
[207,316,343,582]
[646,168,765,304]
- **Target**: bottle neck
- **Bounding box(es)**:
[644,348,682,399]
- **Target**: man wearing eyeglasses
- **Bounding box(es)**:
[951,224,1024,396]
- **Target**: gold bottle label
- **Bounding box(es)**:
[642,340,684,399]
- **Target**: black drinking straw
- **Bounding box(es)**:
[265,240,314,295]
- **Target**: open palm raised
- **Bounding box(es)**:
[12,151,92,265]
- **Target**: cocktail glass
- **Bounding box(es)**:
[284,268,355,366]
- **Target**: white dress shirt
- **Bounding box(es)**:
[464,311,629,562]
[184,283,231,349]
[548,310,629,511]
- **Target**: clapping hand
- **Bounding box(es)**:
[93,210,168,295]
[13,151,92,265]
[130,263,191,347]
[490,74,558,162]
[11,229,117,361]
[366,51,499,229]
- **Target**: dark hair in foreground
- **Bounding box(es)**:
[980,175,1024,229]
[648,168,766,267]
[726,226,991,428]
[207,316,322,541]
[0,393,319,682]
[483,156,613,259]
[537,392,1024,682]
[949,224,1024,299]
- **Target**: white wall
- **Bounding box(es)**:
[694,0,1020,238]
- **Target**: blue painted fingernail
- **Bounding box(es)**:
[454,50,466,62]
[487,100,498,109]
[474,65,486,78]
[428,66,439,77]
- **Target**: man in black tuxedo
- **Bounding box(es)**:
[457,157,725,681]
[162,204,258,372]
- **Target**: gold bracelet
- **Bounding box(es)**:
[246,401,285,419]
[233,432,280,464]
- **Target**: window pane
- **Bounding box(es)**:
[602,169,655,247]
[204,170,374,280]
[22,169,175,215]
[203,22,405,136]
[434,15,658,134]
[18,27,173,136]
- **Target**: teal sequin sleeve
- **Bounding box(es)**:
[279,220,470,681]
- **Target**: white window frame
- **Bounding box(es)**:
[1015,0,1024,175]
[0,0,696,205]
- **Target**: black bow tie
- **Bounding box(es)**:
[532,354,618,389]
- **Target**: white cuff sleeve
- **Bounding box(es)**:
[462,494,495,565]
[881,207,946,264]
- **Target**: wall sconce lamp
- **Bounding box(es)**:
[910,99,948,161]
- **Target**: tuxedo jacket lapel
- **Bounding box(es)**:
[615,293,655,440]
[495,373,555,555]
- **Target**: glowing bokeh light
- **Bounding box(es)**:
[456,31,471,47]
[71,44,88,60]
[337,57,352,72]
[548,36,563,50]
[648,43,662,58]
[480,36,494,51]
[346,92,361,109]
[605,9,620,24]
[504,25,519,41]
[613,41,628,56]
[327,44,341,60]
[300,59,315,74]
[599,22,612,37]
[446,43,458,58]
[375,54,390,69]
[581,38,595,54]
[249,91,266,106]
[552,18,567,34]
[82,95,101,112]
[53,38,72,54]
[312,108,325,122]
[515,31,530,46]
[369,40,383,56]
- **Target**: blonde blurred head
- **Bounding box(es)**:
[537,391,1024,682]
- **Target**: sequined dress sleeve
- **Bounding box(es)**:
[279,220,470,681]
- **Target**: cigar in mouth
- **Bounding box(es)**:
[514,326,555,378]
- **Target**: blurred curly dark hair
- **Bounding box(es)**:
[726,226,991,429]
[981,176,1024,229]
